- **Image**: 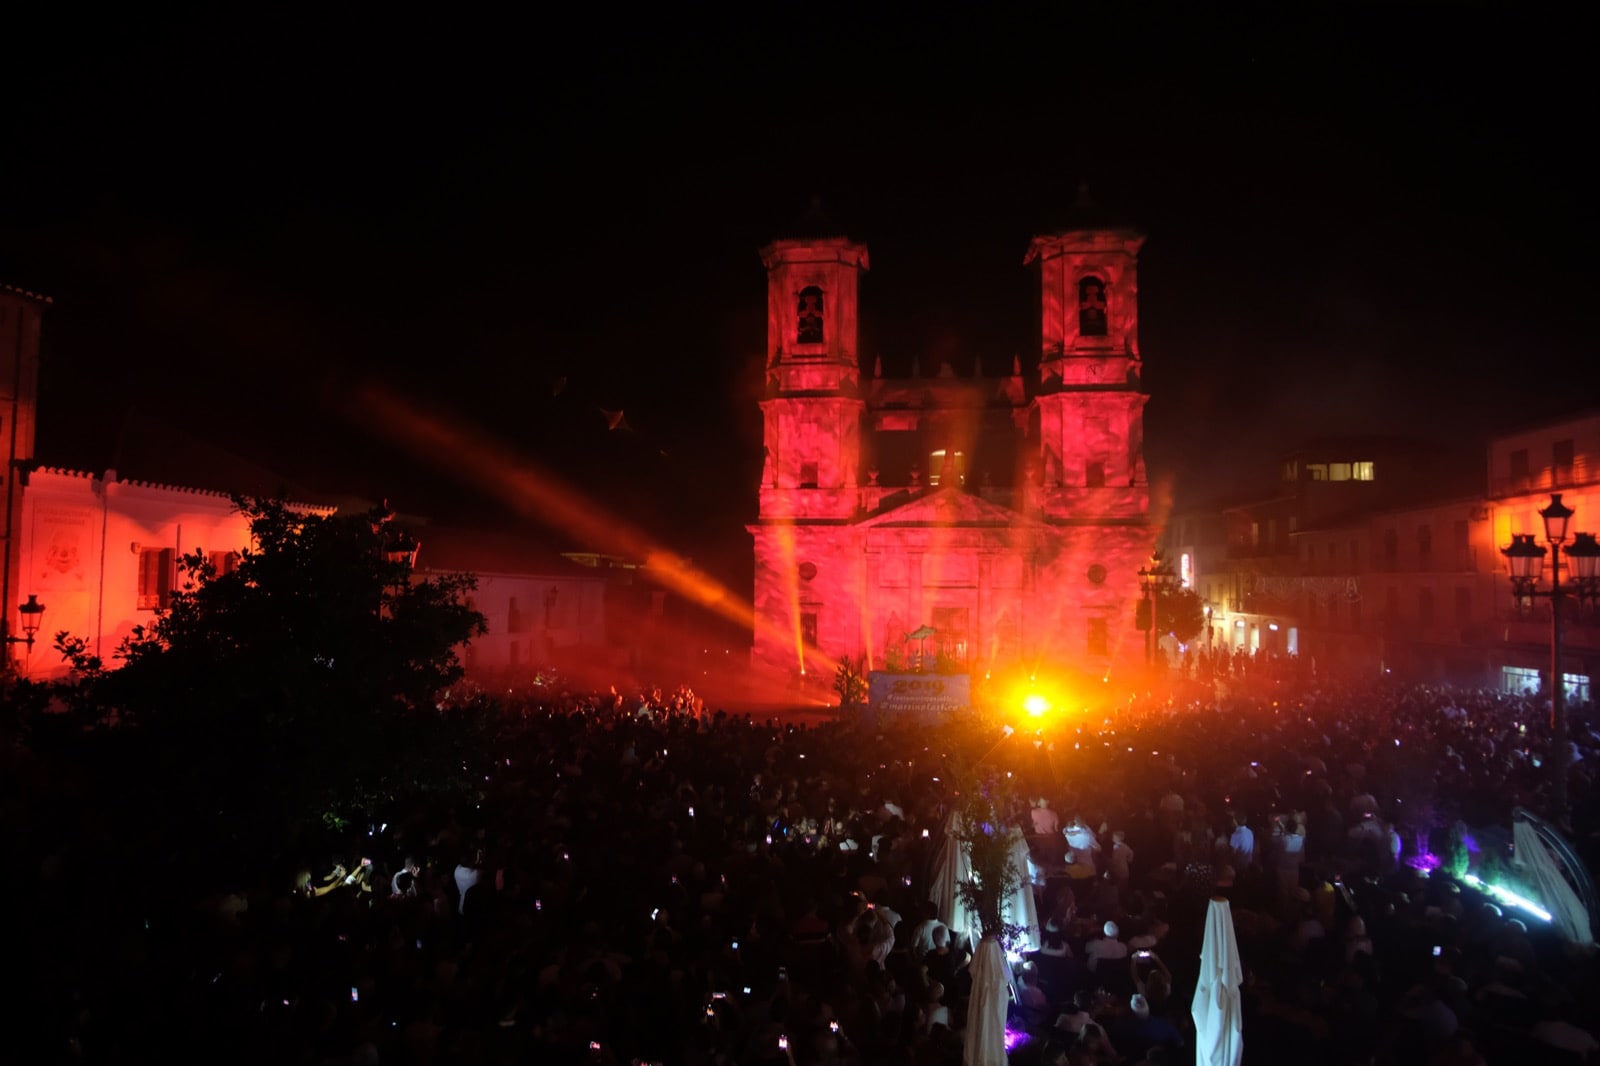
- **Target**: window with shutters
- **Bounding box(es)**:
[138,547,175,610]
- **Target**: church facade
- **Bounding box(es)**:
[748,201,1156,684]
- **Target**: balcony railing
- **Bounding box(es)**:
[1489,455,1597,497]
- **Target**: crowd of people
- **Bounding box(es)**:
[15,677,1600,1065]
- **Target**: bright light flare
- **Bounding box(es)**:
[1023,693,1051,717]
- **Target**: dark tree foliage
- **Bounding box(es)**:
[38,497,488,862]
[1157,585,1207,646]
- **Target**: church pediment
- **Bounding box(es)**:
[860,488,1039,528]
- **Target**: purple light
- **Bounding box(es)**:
[1406,852,1442,874]
[1004,1027,1031,1052]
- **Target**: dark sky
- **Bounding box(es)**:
[1,12,1594,596]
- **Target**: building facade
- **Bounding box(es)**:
[12,466,335,678]
[748,201,1155,683]
[1167,415,1599,701]
[2,284,48,659]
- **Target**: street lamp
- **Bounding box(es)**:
[4,594,46,647]
[1137,552,1178,669]
[1500,494,1599,826]
[382,531,421,598]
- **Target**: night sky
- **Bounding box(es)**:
[1,13,1593,599]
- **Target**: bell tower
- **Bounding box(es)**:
[1026,185,1149,521]
[756,205,868,521]
[749,204,869,677]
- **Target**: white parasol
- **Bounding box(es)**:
[1006,832,1042,953]
[1512,819,1595,946]
[964,935,1010,1066]
[1191,896,1244,1066]
[930,810,982,949]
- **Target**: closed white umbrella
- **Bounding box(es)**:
[930,810,981,949]
[1006,832,1042,953]
[964,935,1010,1066]
[1191,896,1244,1066]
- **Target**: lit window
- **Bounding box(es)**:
[1353,461,1375,481]
[929,450,964,487]
[1502,666,1540,696]
[1307,464,1328,481]
[1328,463,1351,481]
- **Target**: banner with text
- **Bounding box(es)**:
[867,672,971,717]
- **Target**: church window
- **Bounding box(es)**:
[800,611,819,646]
[1087,617,1108,656]
[137,547,174,610]
[1078,276,1108,337]
[1086,460,1106,488]
[798,561,818,582]
[799,461,819,488]
[797,286,824,345]
[931,606,969,665]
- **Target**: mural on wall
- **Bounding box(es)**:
[34,504,93,590]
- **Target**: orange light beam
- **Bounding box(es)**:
[349,383,752,630]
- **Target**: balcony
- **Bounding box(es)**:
[1489,455,1597,497]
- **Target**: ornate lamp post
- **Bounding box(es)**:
[4,593,45,647]
[1501,494,1600,825]
[1137,553,1178,669]
[382,531,421,599]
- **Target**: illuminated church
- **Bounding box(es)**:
[749,193,1156,681]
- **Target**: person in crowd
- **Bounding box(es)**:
[1226,811,1255,870]
[1031,795,1062,836]
[1086,919,1129,972]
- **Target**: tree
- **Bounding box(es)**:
[46,497,487,853]
[1157,585,1206,645]
[833,654,868,707]
[953,773,1026,946]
